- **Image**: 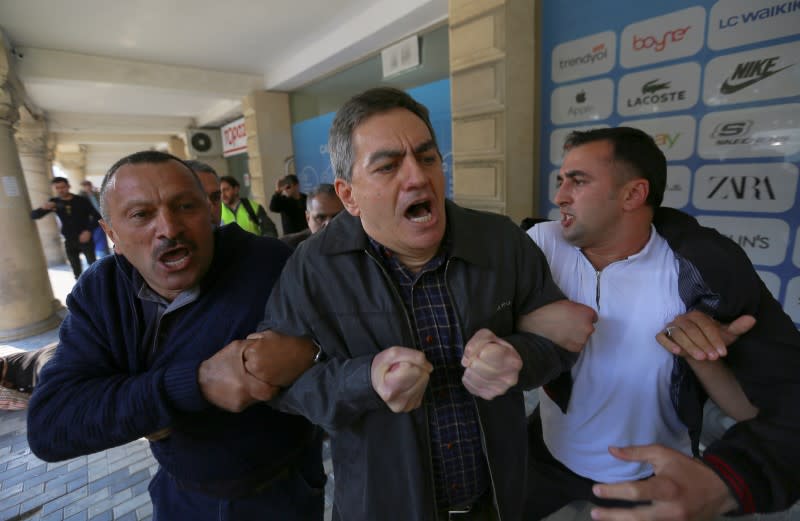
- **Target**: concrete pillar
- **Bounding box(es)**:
[15,108,65,266]
[168,135,187,159]
[242,90,293,230]
[0,42,62,341]
[55,144,88,188]
[448,0,539,223]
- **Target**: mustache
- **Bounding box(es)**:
[152,238,195,260]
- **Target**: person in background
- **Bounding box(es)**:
[79,179,111,257]
[220,175,277,237]
[185,160,222,226]
[32,177,101,279]
[269,174,308,235]
[280,183,344,249]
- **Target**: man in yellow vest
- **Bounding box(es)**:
[220,175,277,237]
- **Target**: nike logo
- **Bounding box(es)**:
[720,64,793,94]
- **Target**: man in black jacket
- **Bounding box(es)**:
[31,176,102,279]
[255,87,596,521]
[269,174,308,234]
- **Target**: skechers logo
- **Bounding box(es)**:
[720,57,794,94]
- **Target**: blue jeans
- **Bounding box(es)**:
[149,456,325,521]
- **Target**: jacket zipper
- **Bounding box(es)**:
[364,249,442,518]
[595,269,601,310]
[444,258,503,521]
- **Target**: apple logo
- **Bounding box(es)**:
[575,90,586,103]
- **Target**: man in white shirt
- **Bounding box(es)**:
[522,127,798,521]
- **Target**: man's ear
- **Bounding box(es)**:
[622,178,650,211]
[99,220,121,255]
[334,179,360,217]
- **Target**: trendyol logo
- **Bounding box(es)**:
[720,57,794,94]
[718,1,800,29]
[558,43,608,70]
[632,26,691,52]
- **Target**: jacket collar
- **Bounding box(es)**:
[318,199,492,268]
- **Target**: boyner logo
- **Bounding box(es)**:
[633,26,691,52]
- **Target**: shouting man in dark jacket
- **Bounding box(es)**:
[256,87,595,521]
[27,151,325,521]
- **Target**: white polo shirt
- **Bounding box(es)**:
[528,221,691,482]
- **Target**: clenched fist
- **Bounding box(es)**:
[461,328,522,400]
[371,346,433,413]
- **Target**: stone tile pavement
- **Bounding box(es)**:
[0,408,156,521]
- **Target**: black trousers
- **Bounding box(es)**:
[64,238,96,278]
[524,407,649,520]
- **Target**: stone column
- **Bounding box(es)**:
[55,144,88,188]
[0,43,62,341]
[242,90,293,231]
[448,0,539,223]
[15,108,65,266]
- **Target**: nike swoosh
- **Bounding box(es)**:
[720,64,793,95]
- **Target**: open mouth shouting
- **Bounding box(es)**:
[155,242,194,271]
[404,198,433,224]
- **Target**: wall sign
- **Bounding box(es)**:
[541,0,800,324]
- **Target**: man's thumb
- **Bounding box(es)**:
[722,315,756,344]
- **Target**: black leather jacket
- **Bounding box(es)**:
[263,199,574,521]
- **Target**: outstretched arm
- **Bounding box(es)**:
[591,445,739,521]
[657,311,758,421]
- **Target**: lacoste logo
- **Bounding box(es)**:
[720,57,794,94]
[642,79,671,94]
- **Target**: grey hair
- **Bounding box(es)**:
[184,159,219,181]
[306,183,337,210]
[328,87,439,183]
[100,150,201,224]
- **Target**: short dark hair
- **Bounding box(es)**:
[219,175,239,189]
[51,177,69,185]
[185,160,218,180]
[279,174,299,188]
[563,127,666,208]
[101,150,199,223]
[306,183,337,210]
[329,87,439,182]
